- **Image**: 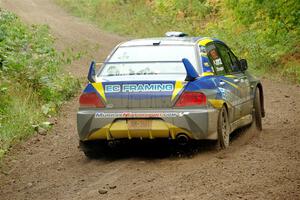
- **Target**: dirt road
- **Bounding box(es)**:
[0,0,299,199]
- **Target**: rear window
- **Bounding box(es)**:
[99,45,198,76]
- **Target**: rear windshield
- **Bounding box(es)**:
[99,45,197,76]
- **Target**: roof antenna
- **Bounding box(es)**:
[165,32,188,37]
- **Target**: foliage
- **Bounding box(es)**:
[0,10,79,158]
[55,0,212,37]
[205,0,300,81]
[56,0,300,83]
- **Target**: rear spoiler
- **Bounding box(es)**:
[182,58,198,81]
[88,61,96,83]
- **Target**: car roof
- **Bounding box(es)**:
[119,36,224,47]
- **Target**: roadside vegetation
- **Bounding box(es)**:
[56,0,299,83]
[0,10,79,158]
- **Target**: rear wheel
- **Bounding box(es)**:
[253,89,262,131]
[217,106,230,149]
[79,141,107,159]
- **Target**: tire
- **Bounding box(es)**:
[217,106,230,149]
[79,141,107,159]
[253,89,262,131]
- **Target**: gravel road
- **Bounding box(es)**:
[0,0,299,199]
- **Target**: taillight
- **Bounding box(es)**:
[175,92,206,107]
[79,92,104,108]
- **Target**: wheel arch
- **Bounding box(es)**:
[223,102,229,113]
[222,102,232,121]
[256,83,265,118]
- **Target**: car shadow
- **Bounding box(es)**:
[85,124,257,161]
[86,139,218,161]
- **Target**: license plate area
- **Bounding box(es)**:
[127,119,151,130]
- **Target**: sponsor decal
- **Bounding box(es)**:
[105,85,121,93]
[219,87,235,103]
[213,58,223,66]
[105,83,174,93]
[216,66,224,72]
[219,87,251,105]
[95,112,189,118]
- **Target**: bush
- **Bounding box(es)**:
[0,10,79,157]
[55,0,299,83]
[203,0,300,81]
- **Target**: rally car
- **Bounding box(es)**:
[77,32,265,158]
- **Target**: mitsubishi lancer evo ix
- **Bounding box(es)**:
[77,32,265,158]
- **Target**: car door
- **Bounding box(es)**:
[205,42,241,122]
[226,48,252,117]
[216,42,251,118]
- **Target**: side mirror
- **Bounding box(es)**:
[240,59,248,71]
[88,61,96,83]
[182,58,198,81]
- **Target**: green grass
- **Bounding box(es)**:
[54,0,212,37]
[55,0,300,83]
[0,10,80,158]
[0,84,41,158]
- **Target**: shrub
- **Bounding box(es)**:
[0,10,79,157]
[55,0,299,83]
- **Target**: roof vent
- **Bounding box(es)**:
[165,32,188,37]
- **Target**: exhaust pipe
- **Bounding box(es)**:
[176,134,189,146]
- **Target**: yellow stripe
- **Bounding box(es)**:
[221,79,239,90]
[202,72,214,76]
[86,123,111,140]
[198,38,213,46]
[208,99,224,109]
[171,81,184,101]
[204,62,210,66]
[87,120,194,140]
[200,52,208,57]
[92,82,107,102]
[224,75,236,78]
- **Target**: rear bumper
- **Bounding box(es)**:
[77,108,219,141]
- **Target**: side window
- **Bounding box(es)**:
[217,43,241,73]
[228,50,241,73]
[206,43,226,75]
[199,45,215,74]
[216,43,233,73]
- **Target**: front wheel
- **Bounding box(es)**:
[217,106,230,149]
[253,89,262,131]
